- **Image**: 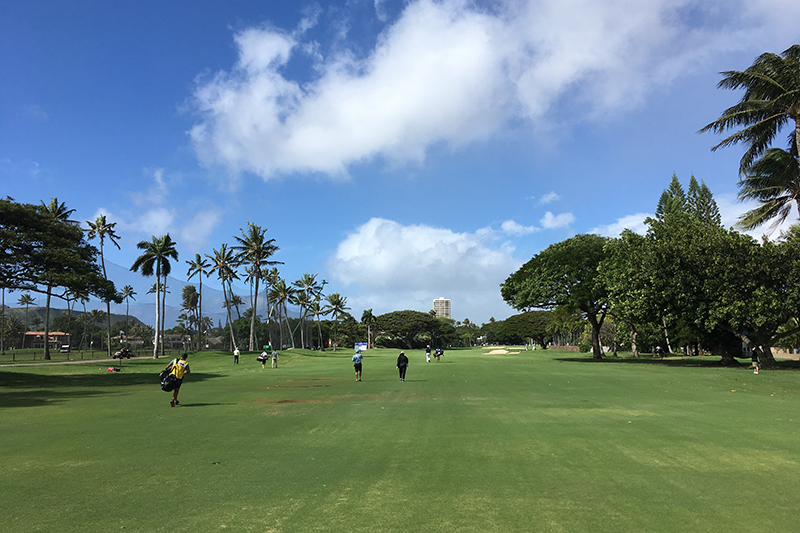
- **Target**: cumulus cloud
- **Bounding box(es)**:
[540,211,574,229]
[538,192,560,205]
[501,220,539,236]
[190,0,799,180]
[590,213,651,237]
[328,218,521,321]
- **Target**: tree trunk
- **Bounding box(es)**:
[662,317,673,354]
[43,285,52,359]
[629,325,639,357]
[153,265,160,359]
[586,311,605,360]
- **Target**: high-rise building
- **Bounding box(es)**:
[433,297,451,318]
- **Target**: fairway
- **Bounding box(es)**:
[1,348,799,532]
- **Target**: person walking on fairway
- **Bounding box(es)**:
[233,347,240,365]
[259,349,268,368]
[164,353,190,407]
[425,345,431,363]
[397,350,409,381]
[271,349,279,369]
[352,349,363,381]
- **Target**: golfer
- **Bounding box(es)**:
[164,353,190,407]
[425,345,431,363]
[397,351,409,381]
[233,347,240,365]
[271,350,279,368]
[352,349,363,381]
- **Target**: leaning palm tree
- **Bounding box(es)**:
[232,222,281,351]
[292,273,320,348]
[130,234,179,358]
[86,214,121,357]
[269,278,296,349]
[308,299,326,349]
[324,293,349,352]
[361,308,376,348]
[736,148,800,230]
[186,253,210,351]
[207,244,240,351]
[699,45,800,175]
[120,285,136,340]
[289,290,311,348]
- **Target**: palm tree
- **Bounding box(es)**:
[736,148,800,230]
[292,273,320,349]
[361,308,376,348]
[41,197,77,224]
[324,293,349,352]
[120,285,136,341]
[207,244,240,351]
[232,222,281,351]
[289,290,311,348]
[700,45,800,175]
[269,278,296,349]
[130,234,179,358]
[308,299,326,349]
[186,254,210,351]
[181,284,200,350]
[88,308,107,351]
[18,293,35,347]
[86,215,121,357]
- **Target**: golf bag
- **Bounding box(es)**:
[160,368,178,392]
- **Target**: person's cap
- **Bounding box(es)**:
[181,353,188,359]
[400,351,405,354]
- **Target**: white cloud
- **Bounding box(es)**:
[590,213,651,237]
[138,208,176,237]
[190,0,799,181]
[540,211,574,229]
[177,208,223,252]
[501,220,539,236]
[130,168,169,207]
[327,218,521,322]
[538,192,560,205]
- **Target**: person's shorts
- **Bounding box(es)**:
[174,378,183,390]
[354,363,362,372]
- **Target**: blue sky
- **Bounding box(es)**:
[2,0,799,328]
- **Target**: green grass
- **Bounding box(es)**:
[1,348,799,532]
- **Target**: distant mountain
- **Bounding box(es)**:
[1,306,145,330]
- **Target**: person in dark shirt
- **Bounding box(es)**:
[397,351,409,382]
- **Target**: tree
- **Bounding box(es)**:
[699,45,800,175]
[293,273,321,349]
[120,285,136,340]
[375,310,439,349]
[232,222,281,351]
[502,234,609,359]
[87,214,121,358]
[181,284,200,350]
[1,199,116,358]
[270,278,295,349]
[40,197,76,224]
[186,253,210,350]
[736,148,800,230]
[207,244,239,352]
[18,293,35,333]
[361,308,376,348]
[130,234,179,358]
[324,293,349,351]
[687,175,722,226]
[88,308,107,350]
[655,174,687,219]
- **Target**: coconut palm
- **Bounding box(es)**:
[361,308,376,348]
[232,222,281,351]
[736,148,800,230]
[130,234,179,358]
[700,45,800,174]
[120,285,136,340]
[324,293,349,352]
[186,253,210,351]
[88,308,107,351]
[292,273,320,348]
[41,197,77,224]
[308,299,326,349]
[86,214,121,357]
[269,277,296,349]
[18,293,35,348]
[289,290,311,348]
[207,244,240,351]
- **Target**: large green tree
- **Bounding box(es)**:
[0,199,117,358]
[502,234,609,359]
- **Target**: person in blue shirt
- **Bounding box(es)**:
[352,349,363,381]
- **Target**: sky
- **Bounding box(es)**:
[2,0,799,329]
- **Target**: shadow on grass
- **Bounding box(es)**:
[0,372,226,408]
[554,356,800,370]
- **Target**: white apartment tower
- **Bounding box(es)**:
[433,297,451,318]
